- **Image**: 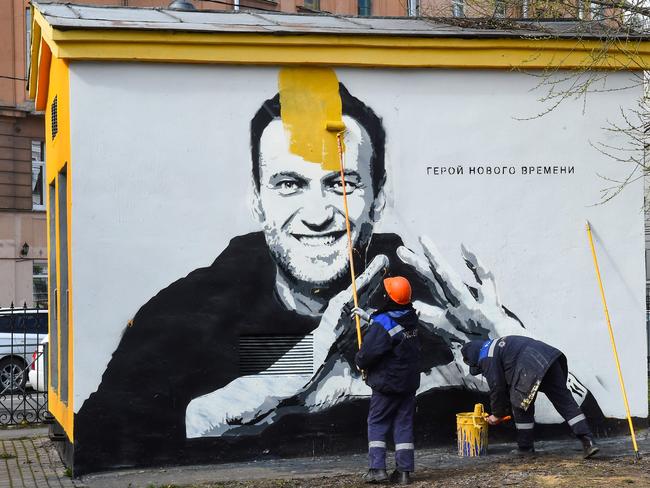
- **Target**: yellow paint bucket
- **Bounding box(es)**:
[456,403,489,457]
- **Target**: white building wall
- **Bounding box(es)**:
[68,62,646,419]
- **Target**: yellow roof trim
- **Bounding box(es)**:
[44,27,650,69]
[28,6,41,100]
[29,7,650,101]
[35,40,52,112]
[48,35,650,73]
[33,9,58,53]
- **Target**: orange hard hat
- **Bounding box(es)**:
[383,276,412,305]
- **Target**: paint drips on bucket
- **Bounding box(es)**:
[456,403,489,457]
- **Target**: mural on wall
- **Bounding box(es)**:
[76,67,607,468]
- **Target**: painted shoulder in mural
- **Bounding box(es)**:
[75,68,604,467]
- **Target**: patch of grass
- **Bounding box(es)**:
[0,452,16,460]
[63,467,72,477]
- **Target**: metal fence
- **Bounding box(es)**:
[0,303,48,426]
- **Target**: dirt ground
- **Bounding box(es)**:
[184,453,650,488]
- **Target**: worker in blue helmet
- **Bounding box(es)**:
[461,336,599,459]
[352,276,421,485]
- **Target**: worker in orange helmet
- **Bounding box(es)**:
[352,276,421,485]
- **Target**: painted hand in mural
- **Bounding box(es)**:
[398,236,595,410]
[185,254,388,438]
[313,254,389,368]
[397,236,532,345]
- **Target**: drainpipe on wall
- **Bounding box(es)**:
[522,0,528,18]
[408,0,418,16]
[234,0,240,11]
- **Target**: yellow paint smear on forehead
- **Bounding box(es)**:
[278,67,344,171]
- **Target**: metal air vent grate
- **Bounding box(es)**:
[239,334,313,376]
[51,96,58,140]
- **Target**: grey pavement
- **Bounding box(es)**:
[1,426,648,488]
[0,426,75,488]
[78,430,650,488]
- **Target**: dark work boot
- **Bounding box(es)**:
[389,469,412,485]
[579,435,600,459]
[510,446,536,458]
[363,468,389,483]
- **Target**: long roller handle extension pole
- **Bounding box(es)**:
[329,122,363,349]
[586,221,641,460]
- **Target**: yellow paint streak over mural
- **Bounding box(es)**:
[45,54,74,442]
[278,68,344,171]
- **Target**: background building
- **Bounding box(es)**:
[1,0,47,309]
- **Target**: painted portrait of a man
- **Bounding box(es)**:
[75,67,602,467]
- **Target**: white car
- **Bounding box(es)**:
[28,335,48,393]
[0,308,48,394]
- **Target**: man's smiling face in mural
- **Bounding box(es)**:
[254,116,383,287]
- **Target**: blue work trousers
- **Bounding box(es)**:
[513,359,592,449]
[367,390,416,472]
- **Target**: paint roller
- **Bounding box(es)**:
[326,120,363,350]
[489,415,512,425]
[326,121,346,133]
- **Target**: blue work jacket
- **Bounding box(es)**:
[478,335,563,416]
[355,306,421,394]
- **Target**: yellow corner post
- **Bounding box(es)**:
[586,221,640,459]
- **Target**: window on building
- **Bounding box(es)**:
[452,0,465,17]
[495,0,506,17]
[590,2,606,19]
[358,0,372,16]
[33,261,48,308]
[32,140,45,210]
[303,0,320,10]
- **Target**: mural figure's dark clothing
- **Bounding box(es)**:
[75,232,454,470]
[367,391,416,472]
[355,306,421,394]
